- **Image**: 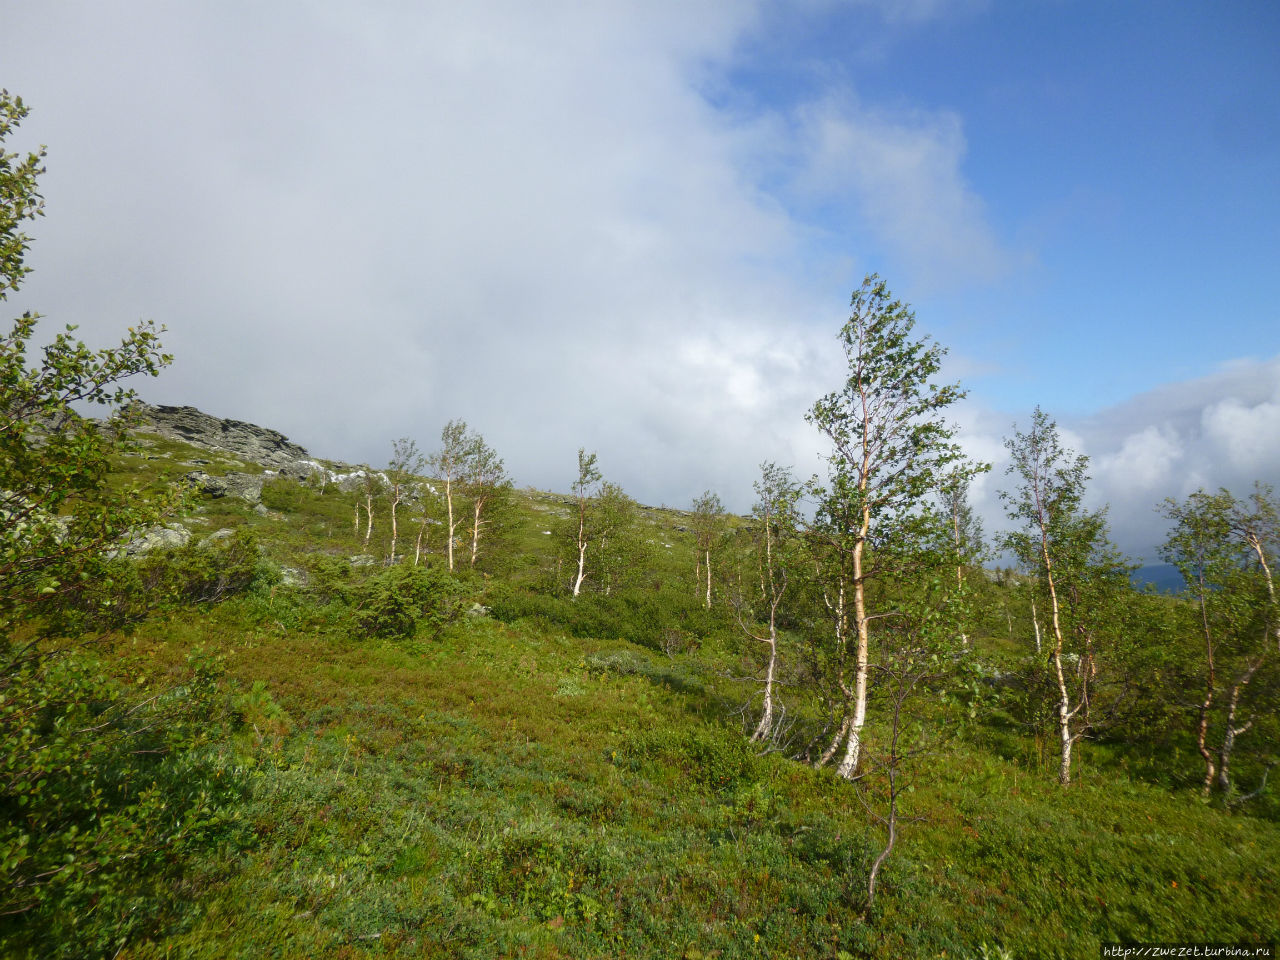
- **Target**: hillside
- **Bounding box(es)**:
[4,405,1277,960]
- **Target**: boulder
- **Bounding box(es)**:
[126,523,191,555]
[185,470,264,504]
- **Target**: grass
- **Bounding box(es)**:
[21,432,1280,958]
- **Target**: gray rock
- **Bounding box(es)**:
[132,402,310,468]
[185,470,264,504]
[200,528,236,547]
[348,554,377,567]
[127,523,191,555]
[274,459,327,482]
[333,468,388,493]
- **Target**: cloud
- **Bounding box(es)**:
[969,357,1280,562]
[0,2,1017,518]
[785,98,1020,290]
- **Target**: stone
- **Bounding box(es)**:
[184,470,264,504]
[126,523,191,555]
[131,402,310,468]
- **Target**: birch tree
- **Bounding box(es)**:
[806,275,977,780]
[938,470,987,649]
[1162,486,1279,800]
[1000,407,1129,786]
[691,490,726,610]
[736,463,801,745]
[386,437,424,565]
[570,448,602,598]
[463,433,510,569]
[592,481,644,596]
[428,420,472,572]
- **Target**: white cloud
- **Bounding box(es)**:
[786,98,1019,290]
[1202,391,1280,474]
[0,2,1017,517]
[1094,425,1184,495]
[970,357,1280,562]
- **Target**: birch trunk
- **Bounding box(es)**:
[469,496,485,568]
[1217,659,1261,793]
[1043,554,1074,785]
[705,550,712,609]
[816,715,852,768]
[444,476,455,571]
[750,620,777,743]
[815,582,850,769]
[389,493,399,564]
[1031,596,1042,655]
[1194,564,1217,797]
[751,508,780,742]
[836,502,872,780]
[1245,533,1278,650]
[572,532,587,598]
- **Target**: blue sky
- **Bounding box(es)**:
[2,1,1277,558]
[726,1,1280,411]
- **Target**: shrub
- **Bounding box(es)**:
[349,564,465,641]
[0,652,247,959]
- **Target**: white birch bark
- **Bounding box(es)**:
[1031,595,1042,655]
[836,497,872,780]
[705,550,712,609]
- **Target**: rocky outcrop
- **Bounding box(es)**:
[184,470,264,503]
[132,403,310,468]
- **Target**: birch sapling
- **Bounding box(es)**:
[1001,408,1128,786]
[739,463,800,745]
[807,275,977,780]
[463,434,509,569]
[692,490,726,610]
[571,449,602,598]
[428,420,472,572]
[386,437,424,565]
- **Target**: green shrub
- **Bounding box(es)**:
[349,564,465,641]
[38,530,270,633]
[487,585,727,651]
[300,552,355,604]
[0,652,248,959]
[632,725,764,796]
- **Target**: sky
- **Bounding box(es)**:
[3,0,1278,562]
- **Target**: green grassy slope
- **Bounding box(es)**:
[60,432,1280,958]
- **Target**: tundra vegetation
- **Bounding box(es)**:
[2,91,1278,959]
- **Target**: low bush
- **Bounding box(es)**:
[0,652,248,960]
[348,564,466,641]
[488,585,727,651]
[38,530,272,633]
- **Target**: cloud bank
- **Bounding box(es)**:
[3,2,1273,561]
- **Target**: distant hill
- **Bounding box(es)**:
[1131,563,1185,594]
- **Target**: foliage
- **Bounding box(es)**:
[807,274,976,537]
[349,563,466,641]
[0,651,247,959]
[0,91,245,960]
[1161,486,1279,802]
